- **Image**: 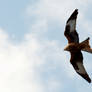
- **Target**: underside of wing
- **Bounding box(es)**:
[73,62,91,83]
[70,51,91,83]
[64,9,79,43]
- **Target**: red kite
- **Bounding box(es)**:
[64,9,92,83]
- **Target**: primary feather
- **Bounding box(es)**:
[64,9,79,43]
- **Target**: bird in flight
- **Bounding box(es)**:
[64,9,92,83]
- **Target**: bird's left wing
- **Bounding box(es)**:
[64,9,79,43]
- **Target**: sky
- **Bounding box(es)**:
[0,0,92,92]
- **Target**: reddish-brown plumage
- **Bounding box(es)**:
[64,9,91,83]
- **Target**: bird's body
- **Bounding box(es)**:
[64,9,92,83]
[64,37,90,52]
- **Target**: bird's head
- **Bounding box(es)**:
[64,45,70,51]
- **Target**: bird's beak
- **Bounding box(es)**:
[64,47,67,51]
[64,46,69,51]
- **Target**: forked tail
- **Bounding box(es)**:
[79,37,92,53]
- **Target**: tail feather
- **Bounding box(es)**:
[79,37,92,53]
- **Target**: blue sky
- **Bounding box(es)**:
[0,0,92,92]
[0,0,31,42]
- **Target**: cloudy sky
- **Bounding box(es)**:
[0,0,92,92]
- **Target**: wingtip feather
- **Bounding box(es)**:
[67,9,78,23]
[79,73,91,83]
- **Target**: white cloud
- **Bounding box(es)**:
[0,28,44,92]
[25,0,92,42]
[0,28,66,92]
[26,0,91,22]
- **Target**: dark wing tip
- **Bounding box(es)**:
[74,9,78,14]
[73,9,78,16]
[67,9,78,23]
[88,79,91,83]
[80,73,91,83]
[87,77,91,83]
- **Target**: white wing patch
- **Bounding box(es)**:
[76,62,87,74]
[67,19,76,32]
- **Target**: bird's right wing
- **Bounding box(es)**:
[74,61,91,83]
[70,51,91,83]
[64,9,79,43]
